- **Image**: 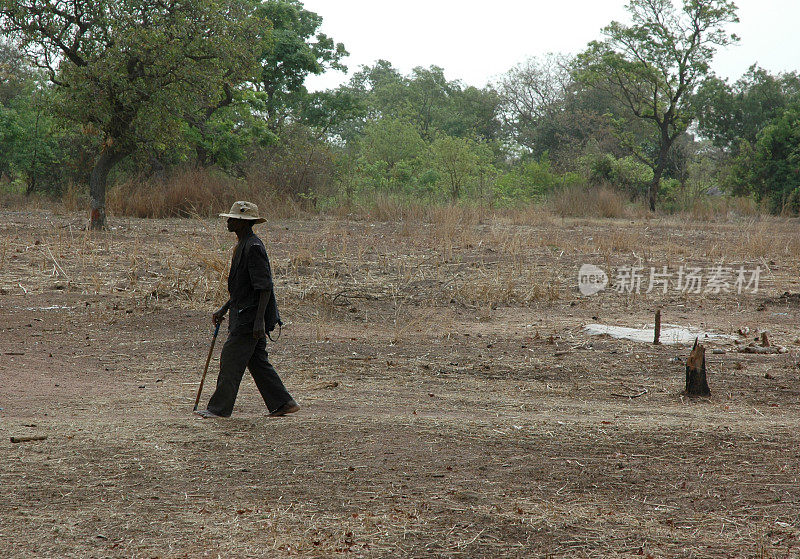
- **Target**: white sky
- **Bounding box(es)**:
[302,0,800,91]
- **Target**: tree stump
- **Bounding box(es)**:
[685,338,710,396]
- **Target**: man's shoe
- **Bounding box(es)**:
[268,400,300,417]
[195,409,224,419]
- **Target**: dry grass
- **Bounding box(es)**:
[671,194,765,222]
[108,168,240,218]
[106,168,306,220]
[548,184,629,218]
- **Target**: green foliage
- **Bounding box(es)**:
[173,0,349,169]
[254,0,347,131]
[0,104,25,177]
[0,0,263,226]
[339,62,502,146]
[695,66,800,152]
[498,54,571,154]
[355,117,426,191]
[743,104,800,213]
[0,38,33,105]
[494,157,580,204]
[585,153,653,196]
[0,43,65,192]
[0,0,792,220]
[430,135,480,200]
[345,117,498,202]
[298,89,363,138]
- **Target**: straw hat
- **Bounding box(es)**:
[219,201,266,223]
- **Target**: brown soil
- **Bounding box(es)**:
[1,209,800,558]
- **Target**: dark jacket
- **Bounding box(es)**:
[227,232,281,336]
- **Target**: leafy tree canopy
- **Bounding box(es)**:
[695,65,800,151]
[743,103,800,212]
[340,61,502,145]
[254,0,347,131]
[0,0,262,227]
[577,0,738,210]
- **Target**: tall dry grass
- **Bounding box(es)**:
[107,168,305,220]
[348,194,488,226]
[108,168,239,218]
[547,185,629,218]
[673,195,765,222]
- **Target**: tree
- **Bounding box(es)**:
[449,85,503,143]
[0,40,63,192]
[340,62,502,147]
[498,54,572,153]
[430,135,493,201]
[578,0,738,211]
[0,38,34,105]
[0,0,260,229]
[161,0,349,170]
[743,103,800,213]
[253,0,347,132]
[357,116,426,191]
[498,54,637,171]
[695,66,800,152]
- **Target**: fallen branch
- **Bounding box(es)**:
[739,345,786,354]
[611,385,649,398]
[10,435,47,443]
[45,245,70,281]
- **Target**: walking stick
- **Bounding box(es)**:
[193,322,221,412]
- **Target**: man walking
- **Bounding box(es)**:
[195,201,299,418]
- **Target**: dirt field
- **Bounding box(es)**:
[2,208,800,558]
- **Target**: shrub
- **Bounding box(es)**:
[783,186,800,216]
[584,152,653,197]
[494,157,581,205]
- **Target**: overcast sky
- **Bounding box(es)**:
[302,0,798,91]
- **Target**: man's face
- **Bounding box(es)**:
[227,217,245,233]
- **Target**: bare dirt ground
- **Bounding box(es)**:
[2,208,800,558]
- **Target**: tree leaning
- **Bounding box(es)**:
[0,0,262,229]
[577,0,739,212]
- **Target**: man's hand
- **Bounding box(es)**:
[212,302,230,326]
[253,319,266,340]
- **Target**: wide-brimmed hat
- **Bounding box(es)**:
[219,201,266,223]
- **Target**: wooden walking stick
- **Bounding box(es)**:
[193,322,221,412]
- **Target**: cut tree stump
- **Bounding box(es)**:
[684,338,710,396]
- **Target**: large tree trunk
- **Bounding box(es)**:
[648,149,669,212]
[648,127,674,212]
[89,148,125,230]
[648,171,660,212]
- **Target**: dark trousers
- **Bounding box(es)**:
[206,334,293,417]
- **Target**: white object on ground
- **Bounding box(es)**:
[584,323,733,345]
